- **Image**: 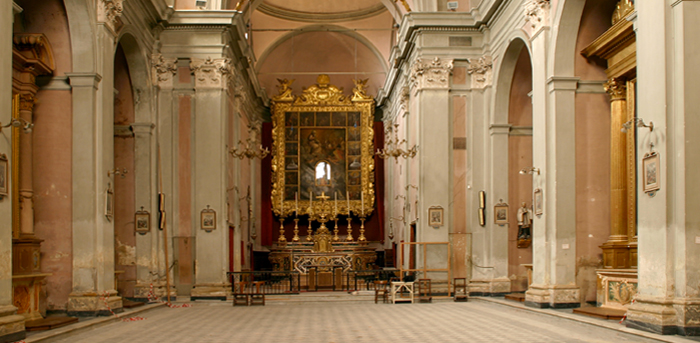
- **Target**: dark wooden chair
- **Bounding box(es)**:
[454,277,468,302]
[374,280,389,304]
[417,278,432,303]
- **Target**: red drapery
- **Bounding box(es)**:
[260,122,273,246]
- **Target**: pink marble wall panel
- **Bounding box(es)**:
[113,45,136,297]
[507,47,533,292]
[177,95,193,285]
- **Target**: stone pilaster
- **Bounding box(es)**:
[409,57,452,277]
[189,57,232,300]
[626,0,700,336]
[467,56,493,90]
[66,20,123,315]
[0,2,27,341]
[524,22,580,308]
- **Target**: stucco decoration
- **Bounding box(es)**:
[190,57,233,89]
[467,56,493,89]
[399,86,410,115]
[523,0,550,31]
[409,57,454,91]
[98,0,125,30]
[151,54,177,88]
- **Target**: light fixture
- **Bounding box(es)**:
[108,168,128,178]
[376,123,418,163]
[519,167,540,175]
[621,118,653,133]
[0,118,34,133]
[229,126,270,160]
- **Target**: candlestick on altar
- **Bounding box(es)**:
[333,219,340,242]
[358,217,367,243]
[278,201,287,245]
[295,192,298,217]
[292,218,300,242]
[346,191,350,214]
[346,218,354,242]
[334,192,338,218]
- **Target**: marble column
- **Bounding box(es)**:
[524,18,580,308]
[189,58,231,300]
[65,20,122,315]
[0,1,27,341]
[626,0,700,335]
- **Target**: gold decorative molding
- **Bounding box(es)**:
[18,94,35,112]
[293,74,351,106]
[271,75,375,218]
[409,57,454,91]
[273,78,294,102]
[604,78,627,101]
[612,0,634,25]
[467,56,493,89]
[151,54,177,88]
[351,79,372,101]
[523,0,550,30]
[190,57,232,89]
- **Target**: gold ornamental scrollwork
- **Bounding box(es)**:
[604,77,626,101]
[271,75,375,218]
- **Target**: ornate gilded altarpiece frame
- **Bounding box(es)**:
[271,75,375,218]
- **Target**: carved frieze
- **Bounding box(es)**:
[409,57,454,91]
[604,78,627,101]
[151,54,177,88]
[189,57,233,89]
[98,0,125,30]
[467,56,493,89]
[523,0,550,31]
[399,86,410,115]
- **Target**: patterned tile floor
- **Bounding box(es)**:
[41,299,691,343]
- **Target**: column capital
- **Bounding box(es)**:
[467,56,493,89]
[18,93,36,112]
[190,57,233,90]
[409,57,453,92]
[604,77,627,101]
[524,0,550,32]
[97,0,125,33]
[130,122,155,134]
[66,73,102,89]
[151,54,177,89]
[489,124,511,136]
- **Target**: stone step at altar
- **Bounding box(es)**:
[265,291,375,305]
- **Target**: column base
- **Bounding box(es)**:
[0,305,25,343]
[525,284,580,309]
[67,291,123,317]
[625,294,700,336]
[132,283,177,302]
[190,284,228,301]
[468,277,511,296]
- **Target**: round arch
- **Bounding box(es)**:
[492,34,532,125]
[115,32,154,124]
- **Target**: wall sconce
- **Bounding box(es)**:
[519,167,540,175]
[0,118,34,133]
[108,168,128,178]
[621,118,653,133]
[229,126,269,159]
[376,123,418,163]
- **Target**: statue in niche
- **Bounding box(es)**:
[517,202,532,249]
